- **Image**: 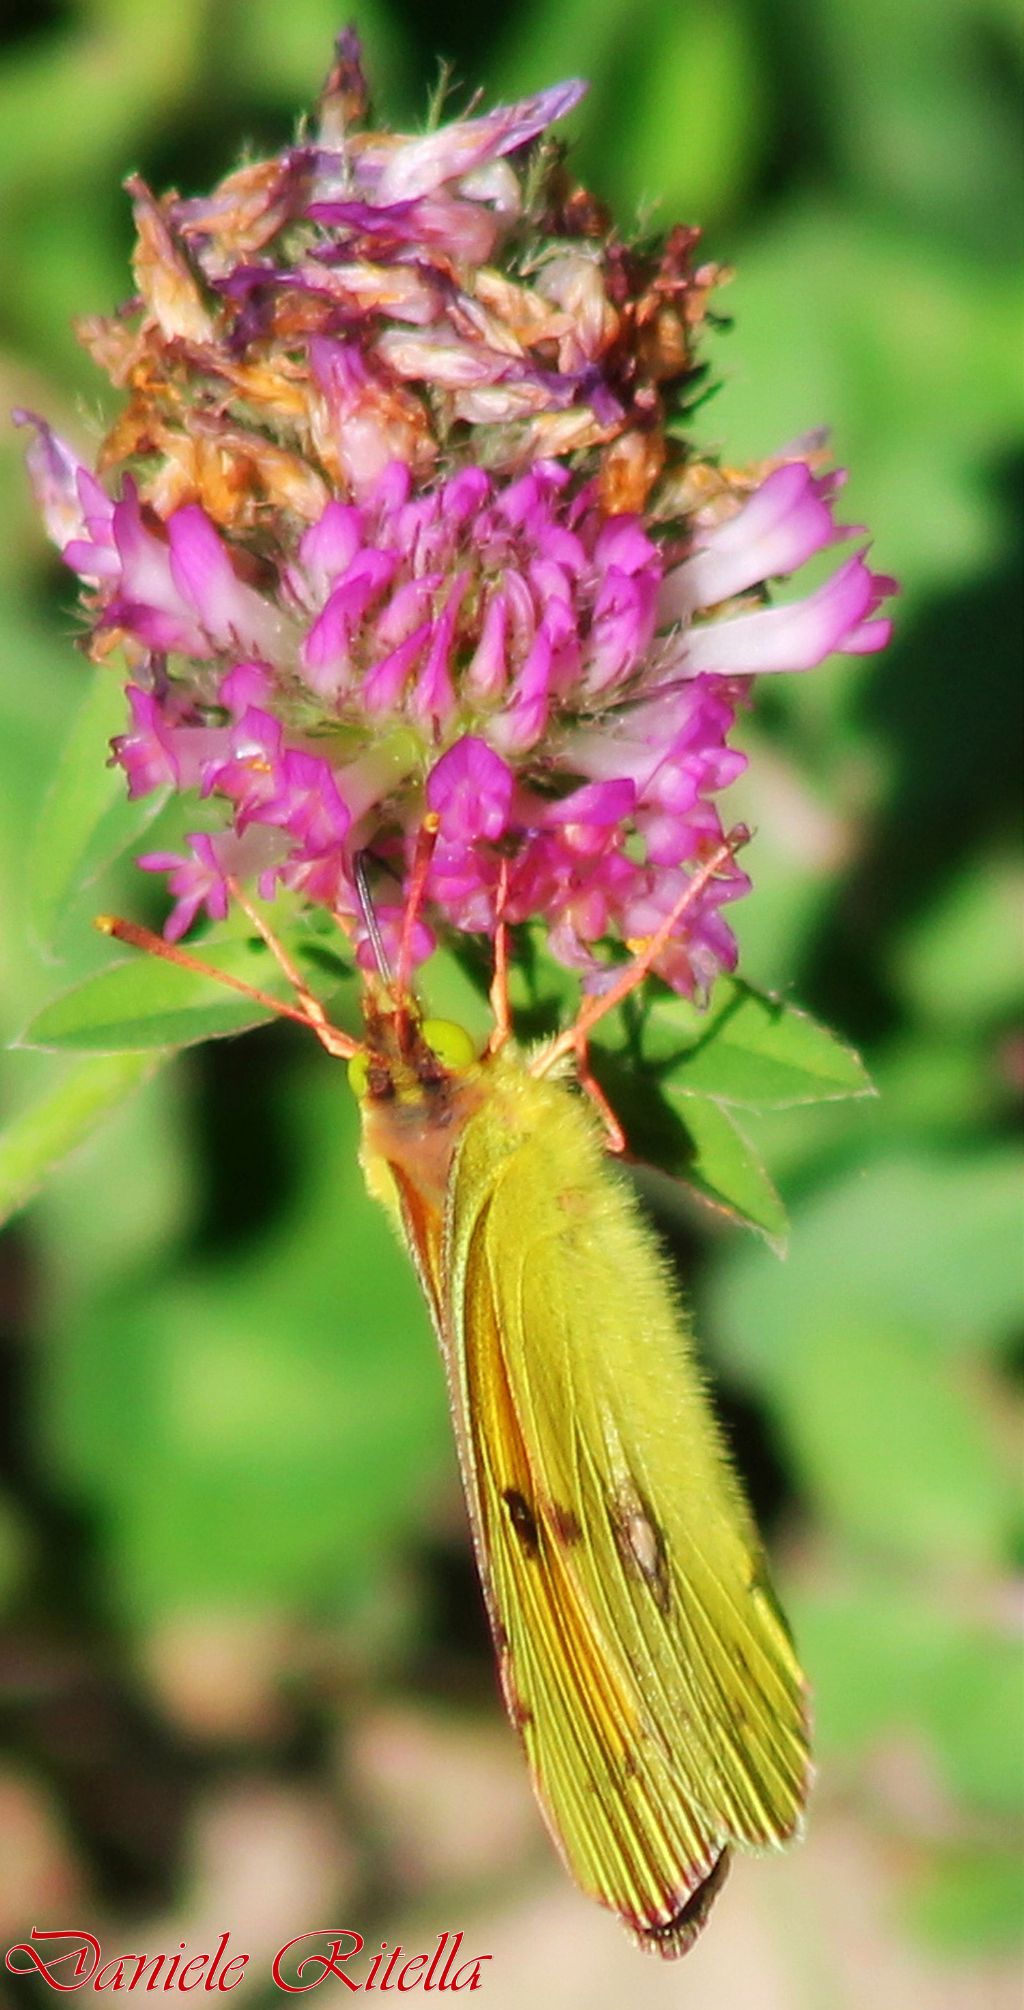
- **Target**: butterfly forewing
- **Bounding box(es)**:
[439,1056,810,1954]
[359,1041,810,1957]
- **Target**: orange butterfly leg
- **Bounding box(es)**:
[486,858,513,1056]
[391,812,441,1045]
[532,827,750,1134]
[396,814,440,995]
[571,1042,627,1153]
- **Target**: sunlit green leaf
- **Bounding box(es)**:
[228,0,407,108]
[18,927,357,1053]
[47,1074,448,1617]
[624,978,873,1108]
[664,1093,788,1245]
[923,1629,1024,1818]
[808,0,1023,258]
[695,204,1023,593]
[0,0,208,190]
[796,1576,1024,1825]
[28,667,165,951]
[607,0,763,225]
[0,1049,160,1226]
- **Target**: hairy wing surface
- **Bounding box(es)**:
[442,1067,809,1947]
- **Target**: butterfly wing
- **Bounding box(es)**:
[437,1056,810,1956]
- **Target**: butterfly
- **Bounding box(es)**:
[98,831,810,1957]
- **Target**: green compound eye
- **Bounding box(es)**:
[347,1049,372,1099]
[421,1018,477,1070]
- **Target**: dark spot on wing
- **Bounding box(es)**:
[548,1500,583,1546]
[609,1483,671,1613]
[502,1487,539,1558]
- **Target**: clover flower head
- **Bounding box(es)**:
[19,31,894,998]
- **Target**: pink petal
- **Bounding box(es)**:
[299,500,366,593]
[14,410,99,553]
[678,552,889,677]
[426,735,515,842]
[464,591,509,700]
[660,463,844,621]
[376,80,586,203]
[361,625,431,711]
[167,506,282,658]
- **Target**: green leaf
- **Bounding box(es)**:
[922,1628,1024,1818]
[805,0,1023,261]
[0,1050,160,1227]
[665,1094,788,1246]
[17,927,357,1054]
[228,0,406,110]
[622,978,873,1109]
[793,1576,943,1762]
[28,667,164,950]
[587,1036,788,1245]
[0,0,209,192]
[693,204,1023,596]
[710,1163,1016,1568]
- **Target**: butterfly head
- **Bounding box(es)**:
[347,993,479,1108]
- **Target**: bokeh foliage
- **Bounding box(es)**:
[0,0,1021,1990]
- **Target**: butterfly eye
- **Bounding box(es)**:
[421,1018,477,1071]
[347,1049,372,1099]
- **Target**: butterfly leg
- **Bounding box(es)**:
[384,811,441,1047]
[396,813,440,994]
[486,858,513,1056]
[533,827,750,1081]
[572,1037,627,1153]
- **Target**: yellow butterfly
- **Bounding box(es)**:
[99,836,810,1957]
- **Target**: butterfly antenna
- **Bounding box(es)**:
[354,850,393,986]
[94,912,361,1061]
[224,878,359,1058]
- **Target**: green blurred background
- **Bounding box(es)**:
[0,2,1021,2002]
